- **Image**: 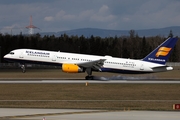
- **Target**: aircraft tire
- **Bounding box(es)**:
[85,76,94,80]
[22,69,26,73]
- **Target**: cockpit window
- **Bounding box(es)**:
[9,52,14,55]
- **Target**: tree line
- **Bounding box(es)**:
[0,31,179,63]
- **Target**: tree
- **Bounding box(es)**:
[168,30,173,38]
[141,36,149,58]
[122,38,130,58]
[129,29,135,38]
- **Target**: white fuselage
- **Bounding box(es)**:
[4,49,172,73]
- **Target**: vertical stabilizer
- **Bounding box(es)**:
[142,37,178,64]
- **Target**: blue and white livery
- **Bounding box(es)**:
[4,37,178,79]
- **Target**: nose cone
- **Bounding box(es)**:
[3,54,10,61]
[3,54,8,59]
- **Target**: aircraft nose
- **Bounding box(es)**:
[3,54,7,58]
[3,54,9,59]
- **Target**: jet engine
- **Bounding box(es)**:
[62,64,83,73]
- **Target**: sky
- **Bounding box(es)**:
[0,0,180,34]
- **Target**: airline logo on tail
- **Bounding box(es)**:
[155,47,172,57]
[142,37,178,65]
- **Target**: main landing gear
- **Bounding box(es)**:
[85,68,94,80]
[85,76,94,80]
[20,64,26,73]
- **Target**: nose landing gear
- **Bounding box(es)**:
[20,64,26,73]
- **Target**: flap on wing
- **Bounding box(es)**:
[77,59,106,71]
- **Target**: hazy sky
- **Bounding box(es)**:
[0,0,180,34]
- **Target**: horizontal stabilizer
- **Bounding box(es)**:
[151,66,173,72]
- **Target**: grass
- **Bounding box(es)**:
[0,84,179,110]
[0,68,180,110]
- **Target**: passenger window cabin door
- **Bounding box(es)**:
[52,55,56,61]
[140,63,144,70]
[19,51,24,58]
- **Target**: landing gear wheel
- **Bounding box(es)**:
[22,69,26,73]
[85,68,93,80]
[20,64,26,73]
[85,76,94,80]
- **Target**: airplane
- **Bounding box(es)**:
[3,37,178,80]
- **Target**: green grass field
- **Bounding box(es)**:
[0,68,180,110]
[0,84,179,110]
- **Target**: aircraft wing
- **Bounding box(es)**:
[77,59,106,71]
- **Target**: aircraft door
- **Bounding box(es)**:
[19,51,24,58]
[52,55,56,61]
[140,63,144,70]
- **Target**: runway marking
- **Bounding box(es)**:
[0,110,110,119]
[0,80,180,84]
[0,100,180,102]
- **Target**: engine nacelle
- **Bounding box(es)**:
[62,64,83,73]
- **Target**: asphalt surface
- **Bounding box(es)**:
[0,80,180,83]
[0,108,179,120]
[0,79,179,120]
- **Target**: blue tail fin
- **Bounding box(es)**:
[142,37,178,64]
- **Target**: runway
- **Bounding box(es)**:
[0,108,179,120]
[0,80,179,120]
[0,80,180,83]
